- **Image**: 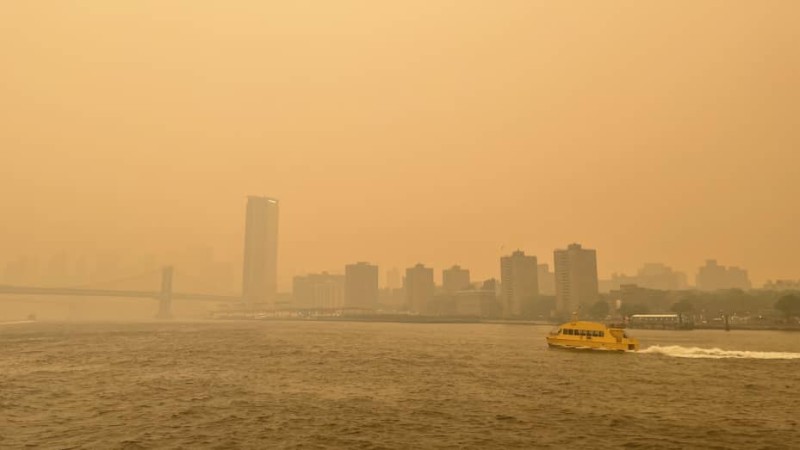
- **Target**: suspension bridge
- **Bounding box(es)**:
[0,266,242,318]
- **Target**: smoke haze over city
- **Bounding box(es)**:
[2,2,799,293]
[4,3,800,449]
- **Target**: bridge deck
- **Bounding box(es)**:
[0,285,241,302]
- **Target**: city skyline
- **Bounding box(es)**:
[0,190,777,297]
[2,238,769,295]
[0,199,785,291]
[0,194,781,293]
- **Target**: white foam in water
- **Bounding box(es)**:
[0,320,37,326]
[640,345,800,360]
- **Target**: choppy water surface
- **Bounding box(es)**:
[1,321,798,449]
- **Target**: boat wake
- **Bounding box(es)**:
[640,345,800,360]
[0,320,37,326]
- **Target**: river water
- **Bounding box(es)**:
[1,321,798,449]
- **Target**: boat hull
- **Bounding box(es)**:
[545,336,638,352]
[546,340,631,352]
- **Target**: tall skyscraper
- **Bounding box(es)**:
[500,250,539,317]
[405,263,434,314]
[345,262,379,309]
[554,243,599,315]
[241,196,279,304]
[442,265,471,294]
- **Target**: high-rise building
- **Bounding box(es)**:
[345,262,379,309]
[554,243,599,315]
[241,196,279,304]
[442,265,471,294]
[405,263,434,314]
[500,250,539,317]
[293,272,345,309]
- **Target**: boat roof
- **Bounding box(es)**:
[558,321,610,330]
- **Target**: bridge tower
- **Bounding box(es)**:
[156,266,174,319]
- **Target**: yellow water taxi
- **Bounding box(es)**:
[546,315,639,352]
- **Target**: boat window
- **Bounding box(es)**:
[566,329,573,335]
[599,331,604,337]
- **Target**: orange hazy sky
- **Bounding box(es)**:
[2,1,798,289]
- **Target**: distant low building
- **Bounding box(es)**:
[3,256,40,285]
[598,279,614,294]
[763,279,800,290]
[609,284,673,315]
[385,267,402,290]
[453,289,500,317]
[610,263,688,291]
[628,314,689,330]
[537,264,555,296]
[292,272,345,309]
[696,260,751,291]
[428,279,500,318]
[378,286,406,310]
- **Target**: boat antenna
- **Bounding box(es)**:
[571,306,581,323]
